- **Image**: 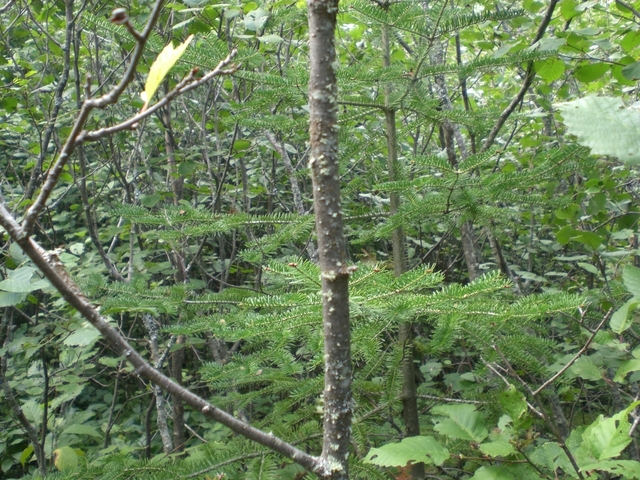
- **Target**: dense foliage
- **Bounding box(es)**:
[2,0,640,478]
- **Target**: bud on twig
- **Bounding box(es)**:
[110,8,128,24]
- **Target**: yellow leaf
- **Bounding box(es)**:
[53,446,78,471]
[140,35,194,110]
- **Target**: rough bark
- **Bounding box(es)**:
[307,0,353,477]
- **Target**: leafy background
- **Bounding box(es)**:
[2,0,640,478]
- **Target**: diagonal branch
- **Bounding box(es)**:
[0,201,323,473]
[532,310,610,397]
[78,52,238,144]
[481,0,559,152]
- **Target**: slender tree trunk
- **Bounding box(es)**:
[430,40,481,281]
[382,22,423,480]
[307,0,352,477]
[162,92,184,205]
[171,335,186,453]
[143,314,174,454]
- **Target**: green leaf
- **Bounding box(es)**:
[61,424,103,439]
[569,356,602,381]
[534,58,565,82]
[99,357,122,367]
[479,438,516,457]
[499,385,527,421]
[0,267,49,293]
[577,262,599,275]
[363,436,449,467]
[54,446,78,471]
[575,231,602,250]
[556,96,640,164]
[432,404,488,442]
[579,459,640,479]
[19,446,34,467]
[233,139,251,151]
[0,267,35,292]
[613,359,640,383]
[622,61,640,81]
[623,265,640,296]
[468,466,516,479]
[141,193,163,208]
[244,7,268,31]
[178,161,199,176]
[574,63,609,83]
[610,297,640,334]
[528,442,576,474]
[0,291,27,307]
[63,323,101,347]
[258,34,283,44]
[555,225,578,245]
[69,242,84,255]
[578,402,640,461]
[141,35,194,109]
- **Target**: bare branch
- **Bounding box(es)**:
[616,0,640,20]
[21,0,166,236]
[481,0,560,152]
[79,51,238,144]
[532,310,610,397]
[0,0,15,14]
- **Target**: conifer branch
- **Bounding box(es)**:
[0,201,323,472]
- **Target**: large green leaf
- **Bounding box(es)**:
[528,442,577,476]
[363,436,449,467]
[499,384,527,421]
[63,323,101,347]
[569,356,602,381]
[479,437,516,457]
[0,291,27,307]
[579,460,640,479]
[432,404,489,442]
[623,265,640,297]
[53,446,78,472]
[0,266,49,293]
[614,359,640,383]
[468,466,516,479]
[610,297,640,334]
[578,402,640,461]
[556,96,640,164]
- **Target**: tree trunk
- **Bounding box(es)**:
[307,0,352,477]
[381,22,424,480]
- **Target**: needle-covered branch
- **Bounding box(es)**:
[0,201,323,473]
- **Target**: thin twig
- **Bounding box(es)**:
[616,0,640,19]
[532,310,611,397]
[481,0,560,152]
[21,0,167,236]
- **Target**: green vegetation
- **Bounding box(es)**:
[2,0,640,478]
